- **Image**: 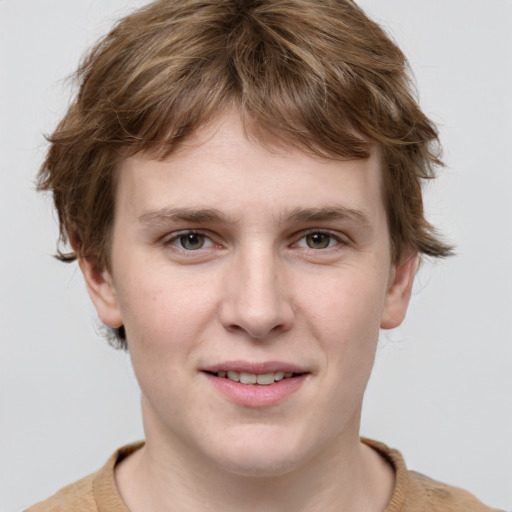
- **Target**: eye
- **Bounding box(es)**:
[166,231,214,251]
[295,231,342,250]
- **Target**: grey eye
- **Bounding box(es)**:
[305,232,332,249]
[179,233,206,250]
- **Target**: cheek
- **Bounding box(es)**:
[301,267,389,403]
[301,267,388,345]
[116,275,205,406]
[115,267,218,354]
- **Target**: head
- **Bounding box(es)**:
[39,0,452,350]
[38,0,455,479]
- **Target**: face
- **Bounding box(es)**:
[83,114,415,477]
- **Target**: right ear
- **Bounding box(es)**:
[78,258,123,329]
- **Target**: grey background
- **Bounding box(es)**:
[1,1,511,510]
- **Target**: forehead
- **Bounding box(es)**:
[115,114,386,229]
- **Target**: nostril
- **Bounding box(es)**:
[218,268,295,338]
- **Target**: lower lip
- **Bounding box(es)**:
[203,373,308,407]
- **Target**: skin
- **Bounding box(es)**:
[81,113,417,511]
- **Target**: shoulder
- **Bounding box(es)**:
[404,470,504,512]
[25,472,97,512]
[25,442,144,512]
[361,438,504,512]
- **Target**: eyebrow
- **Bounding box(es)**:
[138,207,236,226]
[282,205,371,228]
[138,205,371,228]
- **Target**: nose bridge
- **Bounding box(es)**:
[221,240,294,339]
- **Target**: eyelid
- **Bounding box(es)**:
[159,228,349,253]
[292,229,349,249]
[161,229,216,250]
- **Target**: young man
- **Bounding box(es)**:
[27,1,503,511]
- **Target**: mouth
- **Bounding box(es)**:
[201,362,309,407]
[204,370,303,385]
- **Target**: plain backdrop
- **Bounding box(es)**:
[1,1,511,510]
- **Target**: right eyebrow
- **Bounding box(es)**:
[282,205,372,229]
[138,207,237,226]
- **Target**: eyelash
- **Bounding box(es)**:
[162,230,216,252]
[293,230,346,251]
[162,229,347,253]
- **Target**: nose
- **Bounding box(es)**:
[219,246,295,340]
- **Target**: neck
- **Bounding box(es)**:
[116,416,394,512]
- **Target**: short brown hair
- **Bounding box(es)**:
[39,0,452,271]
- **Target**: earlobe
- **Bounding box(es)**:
[78,258,123,328]
[380,253,418,330]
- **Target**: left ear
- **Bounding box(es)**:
[380,253,418,330]
[78,257,124,329]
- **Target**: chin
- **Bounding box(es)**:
[204,427,313,478]
[216,451,304,478]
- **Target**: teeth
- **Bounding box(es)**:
[240,372,257,384]
[217,370,297,384]
[227,371,240,382]
[256,373,275,385]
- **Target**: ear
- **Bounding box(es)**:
[380,253,418,330]
[78,258,123,328]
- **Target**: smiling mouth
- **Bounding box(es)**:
[205,370,304,385]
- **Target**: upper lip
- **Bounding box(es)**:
[201,361,309,374]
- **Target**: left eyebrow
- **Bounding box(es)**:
[138,207,237,226]
[282,205,372,228]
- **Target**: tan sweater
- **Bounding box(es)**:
[26,439,504,512]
